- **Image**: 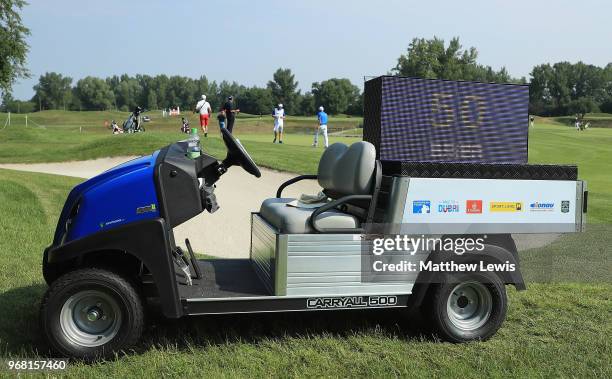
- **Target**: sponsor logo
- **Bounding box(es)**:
[306,296,398,309]
[489,202,523,212]
[99,218,125,228]
[412,200,431,214]
[466,200,483,214]
[136,203,157,214]
[561,200,570,213]
[437,200,459,213]
[529,202,555,211]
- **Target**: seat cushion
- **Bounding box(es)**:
[259,198,360,234]
[317,141,376,196]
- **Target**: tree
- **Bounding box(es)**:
[68,88,82,111]
[32,72,73,110]
[298,92,315,115]
[529,61,611,116]
[218,80,245,108]
[311,78,360,115]
[1,91,13,111]
[240,87,274,115]
[0,0,30,96]
[267,68,300,114]
[1,92,35,113]
[74,77,115,110]
[568,97,599,117]
[346,91,364,116]
[146,90,158,110]
[528,63,555,115]
[393,37,513,83]
[112,75,142,111]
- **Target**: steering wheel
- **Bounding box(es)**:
[220,128,261,178]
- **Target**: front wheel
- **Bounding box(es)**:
[427,271,507,342]
[40,268,145,360]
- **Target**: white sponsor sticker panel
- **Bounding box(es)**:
[401,178,577,224]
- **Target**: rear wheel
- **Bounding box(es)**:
[427,271,507,342]
[40,268,144,360]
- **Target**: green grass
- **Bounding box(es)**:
[1,111,610,221]
[0,110,361,133]
[0,111,611,376]
[0,110,361,174]
[0,168,609,377]
[527,122,612,223]
[552,112,612,128]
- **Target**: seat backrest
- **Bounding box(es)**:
[317,142,376,197]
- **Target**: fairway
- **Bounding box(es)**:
[0,111,361,174]
[0,112,610,376]
[0,111,610,221]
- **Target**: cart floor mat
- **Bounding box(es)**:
[178,259,270,299]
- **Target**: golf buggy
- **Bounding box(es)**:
[40,128,587,360]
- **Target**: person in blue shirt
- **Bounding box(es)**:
[313,106,329,148]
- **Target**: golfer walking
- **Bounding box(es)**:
[272,103,285,144]
[313,106,329,148]
[195,95,212,137]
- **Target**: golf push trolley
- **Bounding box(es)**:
[40,127,587,360]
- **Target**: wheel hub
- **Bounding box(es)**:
[446,281,492,332]
[86,307,102,322]
[60,290,122,347]
[456,295,469,308]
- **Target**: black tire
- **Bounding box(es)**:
[427,271,507,342]
[40,268,144,360]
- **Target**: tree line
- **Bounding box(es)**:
[2,30,611,116]
[392,37,612,116]
[0,68,363,116]
[529,62,612,116]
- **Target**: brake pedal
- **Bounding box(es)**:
[172,247,193,286]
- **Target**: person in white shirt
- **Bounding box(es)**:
[194,95,212,137]
[575,116,581,131]
[272,103,285,144]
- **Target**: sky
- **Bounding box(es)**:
[10,0,612,100]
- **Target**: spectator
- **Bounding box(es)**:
[181,117,190,134]
[217,109,226,129]
[272,103,285,144]
[195,95,212,137]
[223,96,240,133]
[111,120,122,134]
[313,106,329,148]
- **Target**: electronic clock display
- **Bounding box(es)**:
[365,76,529,164]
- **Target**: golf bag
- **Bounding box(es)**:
[123,108,146,133]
